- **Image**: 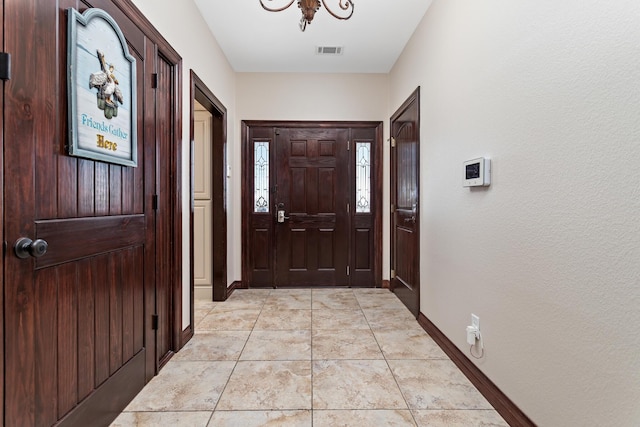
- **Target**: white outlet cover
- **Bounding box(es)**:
[471,314,480,329]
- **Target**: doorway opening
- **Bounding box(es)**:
[187,71,227,342]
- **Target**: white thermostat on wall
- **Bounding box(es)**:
[463,157,491,187]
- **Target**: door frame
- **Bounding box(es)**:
[0,2,4,420]
[241,120,383,288]
[108,0,185,381]
[390,87,421,317]
[153,52,184,372]
[188,71,227,341]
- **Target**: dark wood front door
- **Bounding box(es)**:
[275,127,350,286]
[390,88,420,317]
[242,121,382,288]
[2,1,181,425]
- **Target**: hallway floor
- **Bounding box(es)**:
[111,288,508,426]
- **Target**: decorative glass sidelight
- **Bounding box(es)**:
[355,142,371,213]
[254,141,269,212]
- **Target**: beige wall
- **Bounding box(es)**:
[237,73,389,121]
[390,1,640,426]
[131,0,237,329]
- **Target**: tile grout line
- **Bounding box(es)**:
[310,289,314,427]
[356,289,421,427]
[120,289,506,426]
[210,290,270,416]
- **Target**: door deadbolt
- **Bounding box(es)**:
[14,237,49,259]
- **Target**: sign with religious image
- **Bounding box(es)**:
[67,8,137,167]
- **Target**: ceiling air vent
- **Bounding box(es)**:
[316,46,344,56]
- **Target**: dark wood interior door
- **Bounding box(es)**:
[274,127,350,286]
[391,88,420,317]
[2,2,175,425]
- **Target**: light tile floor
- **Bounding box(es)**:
[112,288,508,427]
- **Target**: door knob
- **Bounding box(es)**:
[276,203,290,223]
[277,210,290,223]
[14,237,49,259]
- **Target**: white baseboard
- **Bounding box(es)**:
[194,285,213,301]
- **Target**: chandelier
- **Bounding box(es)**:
[260,0,355,32]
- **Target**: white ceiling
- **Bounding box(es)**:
[193,0,433,73]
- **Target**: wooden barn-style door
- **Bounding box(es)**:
[1,1,182,426]
[242,121,382,288]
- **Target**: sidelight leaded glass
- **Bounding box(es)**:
[355,142,371,213]
[254,142,269,212]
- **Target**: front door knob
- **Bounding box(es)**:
[14,237,49,259]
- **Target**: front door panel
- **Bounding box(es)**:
[275,128,350,286]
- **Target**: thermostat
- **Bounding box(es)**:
[463,157,491,187]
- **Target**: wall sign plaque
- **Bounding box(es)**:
[67,8,137,167]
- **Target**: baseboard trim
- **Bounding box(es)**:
[417,313,535,427]
[57,350,145,427]
[226,280,246,298]
[194,285,213,301]
[382,279,390,289]
[181,324,194,347]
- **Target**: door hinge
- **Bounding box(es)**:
[347,140,350,151]
[152,194,159,210]
[0,52,11,80]
[391,269,396,279]
[347,266,350,276]
[151,73,158,88]
[391,137,396,148]
[391,203,395,213]
[151,314,159,330]
[275,129,280,136]
[347,202,350,213]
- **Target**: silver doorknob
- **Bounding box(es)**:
[14,237,48,259]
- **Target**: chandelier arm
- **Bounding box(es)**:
[320,0,354,20]
[259,0,297,13]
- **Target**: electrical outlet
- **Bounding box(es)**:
[471,314,480,330]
